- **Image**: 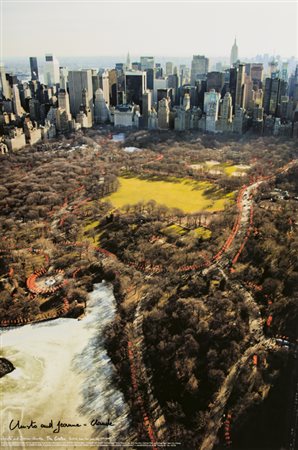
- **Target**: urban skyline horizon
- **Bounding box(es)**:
[4,51,298,60]
[4,53,297,84]
[4,52,298,74]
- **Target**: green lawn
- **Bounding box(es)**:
[84,221,100,232]
[223,164,239,176]
[192,227,212,240]
[193,161,249,177]
[82,221,103,245]
[161,224,188,237]
[103,177,233,213]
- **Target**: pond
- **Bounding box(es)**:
[112,133,125,142]
[0,282,130,449]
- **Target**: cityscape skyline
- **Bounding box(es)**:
[1,1,297,150]
[2,1,298,59]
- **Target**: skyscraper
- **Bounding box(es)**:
[269,59,279,78]
[191,55,209,85]
[228,67,237,111]
[80,88,93,127]
[204,89,221,132]
[68,69,94,119]
[153,77,167,104]
[125,71,146,111]
[167,74,179,105]
[126,52,131,71]
[233,106,246,134]
[142,90,152,128]
[146,68,154,90]
[29,57,39,81]
[56,109,71,134]
[12,84,23,117]
[251,64,263,86]
[44,54,60,86]
[252,88,263,107]
[180,65,187,86]
[166,62,173,76]
[58,89,71,116]
[280,96,289,119]
[263,77,281,115]
[230,38,239,67]
[244,75,254,110]
[0,65,10,100]
[155,63,163,79]
[157,97,170,129]
[29,99,41,122]
[288,66,298,98]
[140,56,154,71]
[254,104,264,119]
[269,78,281,115]
[281,62,288,81]
[197,80,207,110]
[108,69,117,106]
[235,64,246,108]
[115,63,124,74]
[94,88,109,123]
[59,67,68,90]
[207,72,225,93]
[56,90,72,133]
[204,89,220,114]
[263,78,272,114]
[132,62,141,71]
[183,92,191,110]
[102,71,110,106]
[220,92,233,132]
[92,70,101,97]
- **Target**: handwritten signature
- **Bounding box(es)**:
[9,418,114,434]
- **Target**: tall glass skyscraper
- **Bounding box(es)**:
[29,57,39,81]
[44,54,60,87]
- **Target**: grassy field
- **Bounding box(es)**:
[223,164,239,176]
[84,221,100,232]
[192,227,212,240]
[81,221,102,245]
[161,224,212,240]
[103,177,233,213]
[161,224,188,237]
[191,161,249,177]
[221,163,249,176]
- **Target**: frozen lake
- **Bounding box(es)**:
[112,133,125,142]
[124,147,140,153]
[0,282,130,449]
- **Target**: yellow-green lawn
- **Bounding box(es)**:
[161,224,188,237]
[103,177,233,213]
[192,227,212,240]
[193,161,249,177]
[81,221,103,246]
[84,221,100,232]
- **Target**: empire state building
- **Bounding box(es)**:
[230,37,239,66]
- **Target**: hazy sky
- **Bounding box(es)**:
[1,0,298,59]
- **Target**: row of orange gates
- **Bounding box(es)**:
[224,413,233,447]
[26,268,66,294]
[127,340,158,450]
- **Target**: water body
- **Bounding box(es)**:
[124,147,140,153]
[112,133,125,143]
[0,282,130,449]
